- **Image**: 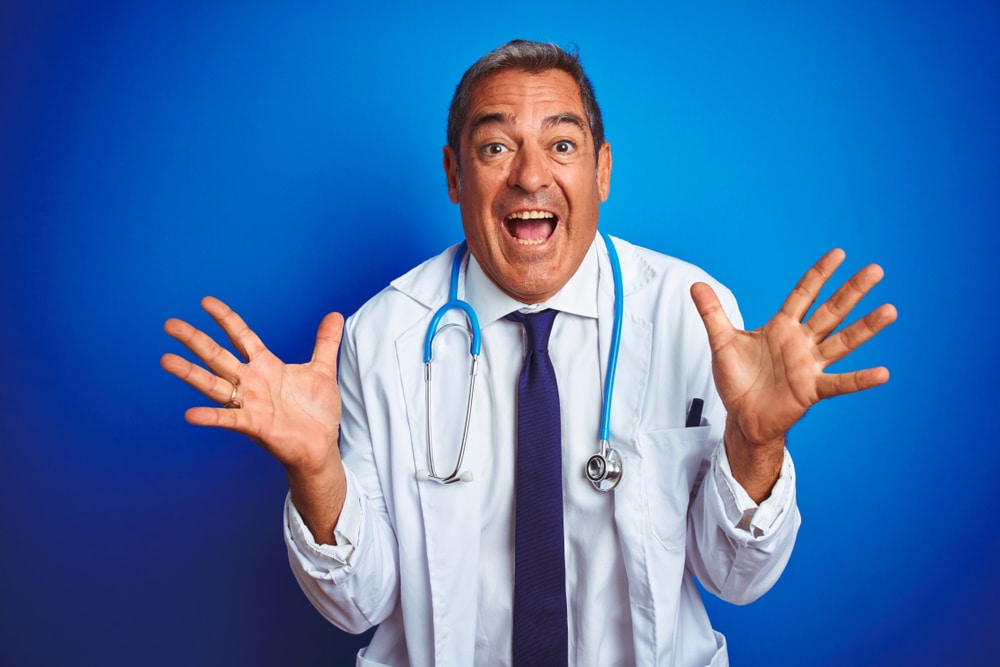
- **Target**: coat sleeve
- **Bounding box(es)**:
[284,313,401,634]
[687,443,800,605]
[684,291,801,606]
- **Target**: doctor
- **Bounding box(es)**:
[162,41,896,666]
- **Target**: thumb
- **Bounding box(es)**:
[690,282,734,348]
[312,312,345,372]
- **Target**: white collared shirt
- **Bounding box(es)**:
[465,242,635,665]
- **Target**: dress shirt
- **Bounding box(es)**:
[465,242,632,665]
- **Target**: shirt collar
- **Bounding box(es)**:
[465,238,600,326]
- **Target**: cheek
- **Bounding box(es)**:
[459,207,496,256]
[459,195,503,237]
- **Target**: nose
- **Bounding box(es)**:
[507,145,552,193]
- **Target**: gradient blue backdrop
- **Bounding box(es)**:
[2,1,997,665]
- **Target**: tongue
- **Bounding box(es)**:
[511,218,554,241]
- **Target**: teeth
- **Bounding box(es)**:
[504,210,556,246]
[507,210,555,220]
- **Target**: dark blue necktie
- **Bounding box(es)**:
[506,309,568,666]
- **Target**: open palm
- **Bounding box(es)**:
[161,296,344,475]
[691,249,897,449]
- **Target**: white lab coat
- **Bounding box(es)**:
[285,235,799,666]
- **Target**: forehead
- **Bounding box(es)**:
[464,68,588,134]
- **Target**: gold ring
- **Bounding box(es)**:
[224,383,241,409]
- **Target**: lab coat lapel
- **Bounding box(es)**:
[393,250,482,666]
[597,235,660,664]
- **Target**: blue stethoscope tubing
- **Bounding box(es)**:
[420,242,481,484]
[600,230,624,444]
[421,230,624,491]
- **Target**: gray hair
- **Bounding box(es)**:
[446,40,605,158]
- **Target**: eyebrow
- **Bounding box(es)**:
[469,112,588,135]
[543,113,587,133]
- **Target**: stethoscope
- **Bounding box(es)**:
[418,230,624,492]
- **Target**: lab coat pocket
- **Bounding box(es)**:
[638,425,711,550]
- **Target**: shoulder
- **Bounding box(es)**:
[344,244,458,340]
[609,235,738,314]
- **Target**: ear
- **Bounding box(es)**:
[597,141,612,202]
[443,145,461,204]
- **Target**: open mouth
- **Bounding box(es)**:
[503,210,557,246]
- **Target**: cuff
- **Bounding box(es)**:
[713,441,796,538]
[284,470,363,568]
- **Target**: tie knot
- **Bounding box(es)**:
[506,309,558,352]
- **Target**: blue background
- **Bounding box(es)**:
[2,1,997,665]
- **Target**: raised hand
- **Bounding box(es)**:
[161,297,347,539]
[690,249,897,500]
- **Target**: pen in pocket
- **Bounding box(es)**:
[685,398,704,427]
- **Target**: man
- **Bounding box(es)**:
[162,40,896,666]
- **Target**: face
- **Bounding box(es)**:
[443,68,612,304]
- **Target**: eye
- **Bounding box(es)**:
[481,143,509,157]
[553,140,575,154]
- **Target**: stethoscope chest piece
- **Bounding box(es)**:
[586,440,622,492]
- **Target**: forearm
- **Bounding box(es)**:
[287,452,348,546]
[723,414,786,504]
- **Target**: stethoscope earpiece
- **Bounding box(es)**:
[416,468,474,485]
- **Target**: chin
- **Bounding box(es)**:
[501,268,562,303]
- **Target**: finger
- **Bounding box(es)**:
[161,352,237,405]
[817,303,898,365]
[690,282,736,350]
[805,263,885,340]
[817,366,890,399]
[201,296,267,361]
[779,248,846,322]
[164,317,243,381]
[311,312,345,374]
[184,405,253,433]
